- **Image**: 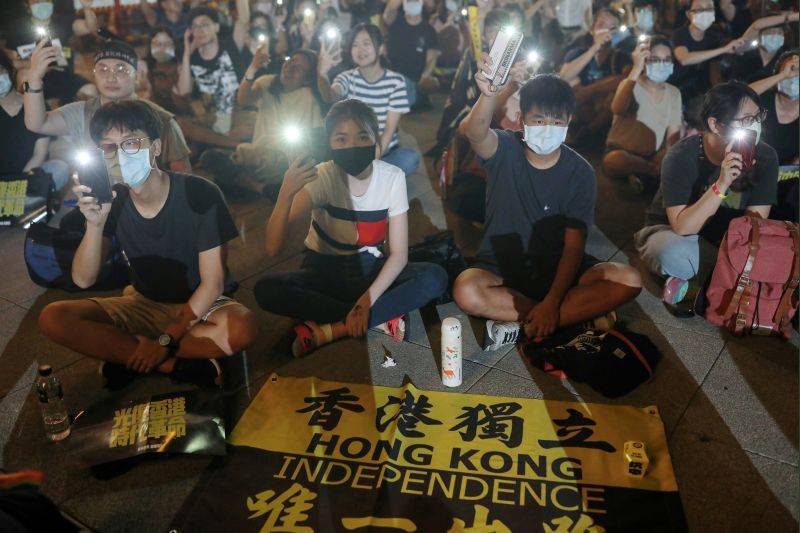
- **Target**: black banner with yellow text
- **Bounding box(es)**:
[172,374,685,532]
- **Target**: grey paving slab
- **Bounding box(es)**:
[585,224,620,262]
[0,363,37,469]
[0,296,87,399]
[0,228,48,305]
[491,316,726,434]
[59,466,206,533]
[668,390,798,531]
[694,335,798,465]
[225,201,308,284]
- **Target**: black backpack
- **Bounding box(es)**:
[408,230,468,304]
[24,208,130,292]
[519,325,662,398]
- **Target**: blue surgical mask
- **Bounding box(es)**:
[31,1,53,20]
[760,34,784,54]
[635,10,654,31]
[445,0,458,12]
[0,74,12,97]
[645,62,673,83]
[778,76,799,100]
[523,124,568,155]
[118,148,154,188]
[403,0,423,16]
[610,28,627,47]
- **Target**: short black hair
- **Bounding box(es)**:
[325,98,381,151]
[344,23,387,68]
[594,7,623,25]
[484,9,511,30]
[632,0,660,11]
[700,81,762,131]
[649,34,674,59]
[774,48,799,75]
[90,100,162,144]
[187,6,219,26]
[519,74,576,119]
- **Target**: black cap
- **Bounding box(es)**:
[38,364,52,376]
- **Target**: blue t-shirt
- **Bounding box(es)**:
[476,130,597,260]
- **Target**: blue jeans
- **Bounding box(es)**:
[254,250,447,327]
[40,159,69,191]
[634,225,716,280]
[381,147,420,176]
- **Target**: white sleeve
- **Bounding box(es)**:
[387,165,409,217]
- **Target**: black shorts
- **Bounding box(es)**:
[470,254,600,302]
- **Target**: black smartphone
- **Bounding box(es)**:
[77,149,114,204]
[308,127,328,163]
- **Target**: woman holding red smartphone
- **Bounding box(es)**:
[633,81,779,312]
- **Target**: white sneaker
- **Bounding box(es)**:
[483,320,521,351]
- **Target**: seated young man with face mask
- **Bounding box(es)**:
[454,68,642,350]
[38,100,258,389]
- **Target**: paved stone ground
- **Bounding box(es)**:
[0,97,796,531]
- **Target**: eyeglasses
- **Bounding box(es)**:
[726,110,767,128]
[93,64,133,78]
[689,7,714,13]
[645,58,673,65]
[98,137,150,159]
[191,22,214,30]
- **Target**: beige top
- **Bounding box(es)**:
[632,82,683,150]
[251,76,323,152]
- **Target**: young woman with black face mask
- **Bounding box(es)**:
[254,99,447,356]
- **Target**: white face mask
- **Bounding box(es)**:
[523,124,568,155]
[0,74,12,97]
[735,120,762,145]
[635,10,654,31]
[118,148,155,188]
[151,48,175,62]
[760,34,784,54]
[692,11,714,31]
[777,76,799,100]
[403,0,423,16]
[31,1,53,20]
[645,62,673,83]
[445,0,458,12]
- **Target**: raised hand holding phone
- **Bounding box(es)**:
[28,38,58,82]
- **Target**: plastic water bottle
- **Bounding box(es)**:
[441,318,463,387]
[35,365,70,441]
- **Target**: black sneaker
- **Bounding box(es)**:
[170,358,223,388]
[98,361,137,391]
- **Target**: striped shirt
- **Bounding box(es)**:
[332,68,410,150]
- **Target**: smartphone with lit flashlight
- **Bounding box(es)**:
[77,149,114,204]
[486,26,523,86]
[733,129,757,172]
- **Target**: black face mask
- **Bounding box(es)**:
[331,145,375,176]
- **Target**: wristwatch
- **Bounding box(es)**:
[158,333,180,353]
[23,81,43,93]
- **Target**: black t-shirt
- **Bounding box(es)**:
[189,37,246,114]
[0,103,45,174]
[761,91,799,165]
[671,26,725,98]
[731,48,783,84]
[103,173,239,303]
[386,15,438,82]
[562,34,631,86]
[477,130,596,260]
[646,135,779,243]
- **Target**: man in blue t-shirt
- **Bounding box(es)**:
[454,68,642,350]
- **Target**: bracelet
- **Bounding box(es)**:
[711,182,728,199]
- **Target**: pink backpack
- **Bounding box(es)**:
[705,216,800,337]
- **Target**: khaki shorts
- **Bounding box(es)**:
[91,285,241,339]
